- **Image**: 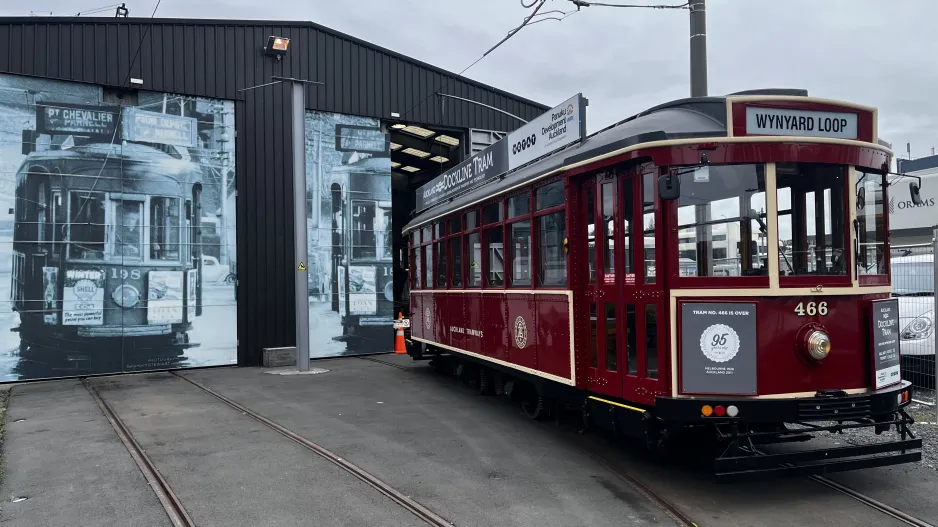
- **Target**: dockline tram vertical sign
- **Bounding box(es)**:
[680,301,758,395]
[415,93,586,211]
[870,298,902,389]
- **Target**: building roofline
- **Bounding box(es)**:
[0,16,551,112]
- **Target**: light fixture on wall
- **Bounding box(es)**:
[264,36,290,60]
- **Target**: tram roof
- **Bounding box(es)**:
[21,142,204,185]
[403,95,730,233]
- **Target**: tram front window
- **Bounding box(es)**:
[776,163,847,276]
[675,164,767,277]
[113,200,144,259]
[68,192,106,260]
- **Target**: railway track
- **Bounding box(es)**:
[83,372,454,527]
[808,474,934,527]
[169,371,455,527]
[362,354,938,527]
[81,378,196,527]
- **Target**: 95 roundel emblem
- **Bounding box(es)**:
[699,323,740,363]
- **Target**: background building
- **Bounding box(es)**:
[0,16,547,380]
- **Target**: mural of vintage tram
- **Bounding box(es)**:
[330,155,394,346]
[11,126,206,372]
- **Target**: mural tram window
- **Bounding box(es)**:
[306,111,392,358]
[0,73,238,381]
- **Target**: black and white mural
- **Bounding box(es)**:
[0,73,237,381]
[306,111,393,358]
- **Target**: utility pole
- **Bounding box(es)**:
[689,0,708,97]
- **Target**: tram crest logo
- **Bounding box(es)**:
[699,323,740,363]
[424,308,431,331]
[513,316,528,349]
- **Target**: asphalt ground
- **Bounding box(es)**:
[1,355,936,526]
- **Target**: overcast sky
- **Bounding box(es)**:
[4,0,937,159]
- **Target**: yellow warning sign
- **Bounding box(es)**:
[297,262,307,271]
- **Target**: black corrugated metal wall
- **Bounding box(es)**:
[0,17,547,365]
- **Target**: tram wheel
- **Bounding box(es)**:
[521,391,548,421]
[476,368,493,395]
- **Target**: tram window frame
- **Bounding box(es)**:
[443,214,463,290]
[66,191,107,262]
[855,168,889,285]
[506,190,534,288]
[534,177,568,288]
[482,199,507,288]
[667,163,770,288]
[776,162,852,288]
[464,208,482,289]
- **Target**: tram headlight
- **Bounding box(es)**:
[901,312,933,341]
[806,330,831,361]
[111,284,141,308]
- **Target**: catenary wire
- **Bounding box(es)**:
[399,0,550,122]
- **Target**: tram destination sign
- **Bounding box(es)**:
[680,301,758,395]
[122,108,199,148]
[36,102,120,139]
[415,93,586,211]
[870,298,902,390]
[745,106,858,140]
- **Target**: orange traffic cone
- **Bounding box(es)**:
[394,312,406,354]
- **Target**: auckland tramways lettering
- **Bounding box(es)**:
[450,326,484,338]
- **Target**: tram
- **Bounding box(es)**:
[11,139,204,371]
[327,154,395,345]
[403,89,922,480]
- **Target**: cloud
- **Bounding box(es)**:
[4,0,936,155]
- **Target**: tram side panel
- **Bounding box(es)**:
[418,290,573,384]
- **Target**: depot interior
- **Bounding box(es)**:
[388,122,462,292]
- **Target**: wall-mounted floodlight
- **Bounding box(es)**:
[264,36,290,60]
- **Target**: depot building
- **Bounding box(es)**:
[0,15,548,382]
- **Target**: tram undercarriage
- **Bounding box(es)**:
[14,322,198,375]
[412,346,922,482]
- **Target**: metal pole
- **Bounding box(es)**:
[933,226,937,420]
[689,0,708,97]
[292,81,310,372]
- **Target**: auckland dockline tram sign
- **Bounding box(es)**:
[415,93,587,211]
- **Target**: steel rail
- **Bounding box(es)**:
[361,354,699,526]
[82,378,195,527]
[170,371,455,527]
[809,474,935,527]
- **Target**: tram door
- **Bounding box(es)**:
[580,164,666,402]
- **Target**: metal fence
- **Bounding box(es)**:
[890,243,936,399]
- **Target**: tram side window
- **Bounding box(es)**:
[675,164,767,277]
[486,226,505,287]
[412,248,421,289]
[467,232,481,287]
[642,173,656,283]
[352,202,377,260]
[537,212,567,286]
[776,163,847,276]
[435,242,447,288]
[536,180,565,210]
[150,197,181,261]
[856,169,887,275]
[450,237,463,288]
[424,245,433,289]
[68,192,106,260]
[510,221,532,286]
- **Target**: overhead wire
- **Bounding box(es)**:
[75,3,123,16]
[568,1,689,8]
[399,0,552,121]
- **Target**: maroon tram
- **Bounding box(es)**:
[402,89,923,480]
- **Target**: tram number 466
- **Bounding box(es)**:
[794,301,828,316]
